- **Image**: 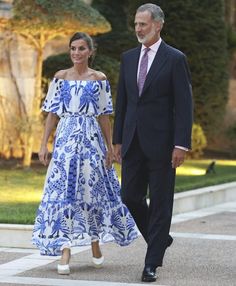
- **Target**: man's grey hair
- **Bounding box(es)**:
[136,3,165,24]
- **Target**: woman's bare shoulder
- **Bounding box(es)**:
[90,69,107,81]
[54,69,69,79]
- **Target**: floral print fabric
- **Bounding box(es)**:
[32,78,138,256]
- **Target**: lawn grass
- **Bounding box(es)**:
[0,159,236,224]
[0,167,45,224]
[175,159,236,192]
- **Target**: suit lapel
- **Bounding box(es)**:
[141,41,168,95]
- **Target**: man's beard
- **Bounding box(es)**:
[136,29,156,44]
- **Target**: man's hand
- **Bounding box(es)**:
[113,144,122,164]
[171,148,186,168]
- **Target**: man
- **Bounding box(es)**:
[113,3,193,283]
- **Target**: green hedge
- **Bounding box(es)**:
[188,123,207,158]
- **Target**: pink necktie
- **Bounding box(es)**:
[138,48,150,95]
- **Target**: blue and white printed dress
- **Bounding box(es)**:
[32,78,138,256]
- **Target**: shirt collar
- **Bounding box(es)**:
[141,38,162,53]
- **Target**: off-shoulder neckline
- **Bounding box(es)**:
[53,77,107,82]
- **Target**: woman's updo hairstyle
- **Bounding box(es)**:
[69,32,94,50]
[69,32,95,66]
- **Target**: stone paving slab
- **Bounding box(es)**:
[0,201,236,286]
[0,284,44,286]
[16,235,236,286]
[0,252,31,265]
[161,238,236,286]
[0,284,43,286]
[18,238,146,283]
[171,211,236,235]
[0,278,149,286]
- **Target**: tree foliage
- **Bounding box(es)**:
[12,0,111,36]
[92,0,137,61]
[92,0,128,32]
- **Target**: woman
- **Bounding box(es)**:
[32,32,138,275]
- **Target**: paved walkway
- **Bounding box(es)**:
[0,201,236,286]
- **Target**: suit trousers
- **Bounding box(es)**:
[121,131,176,267]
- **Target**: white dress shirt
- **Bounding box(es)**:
[137,38,162,81]
[137,38,188,152]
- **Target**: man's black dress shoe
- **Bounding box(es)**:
[167,235,173,247]
[141,265,157,282]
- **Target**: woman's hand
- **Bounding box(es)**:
[38,146,50,166]
[105,148,114,169]
[38,112,58,166]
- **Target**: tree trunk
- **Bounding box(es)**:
[34,41,44,118]
[225,0,236,26]
[22,133,34,167]
[22,35,44,167]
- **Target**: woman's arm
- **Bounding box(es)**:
[38,112,58,166]
[98,115,113,168]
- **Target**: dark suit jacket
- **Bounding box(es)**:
[113,41,193,160]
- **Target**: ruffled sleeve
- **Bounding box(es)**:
[97,80,113,115]
[42,78,64,117]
